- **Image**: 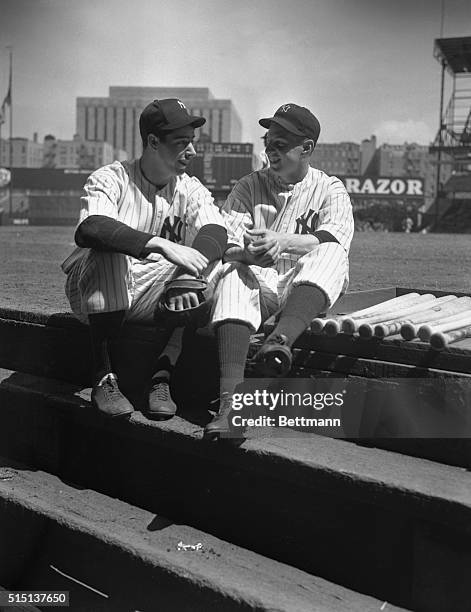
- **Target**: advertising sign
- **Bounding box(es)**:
[340,176,424,198]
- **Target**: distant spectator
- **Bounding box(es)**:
[402,216,413,233]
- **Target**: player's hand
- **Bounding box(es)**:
[243,230,278,258]
[165,272,201,311]
[245,229,289,255]
[243,232,255,248]
[224,241,279,267]
[167,289,200,310]
[243,241,281,267]
[255,241,281,267]
[154,239,208,275]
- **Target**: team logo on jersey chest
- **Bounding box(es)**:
[295,209,318,235]
[161,215,184,243]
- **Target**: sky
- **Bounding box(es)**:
[0,0,470,154]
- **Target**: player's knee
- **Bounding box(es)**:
[297,242,347,273]
[85,249,131,270]
[77,251,132,303]
[78,250,132,287]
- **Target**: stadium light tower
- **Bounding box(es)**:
[430,36,471,226]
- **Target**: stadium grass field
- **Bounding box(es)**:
[0,225,470,314]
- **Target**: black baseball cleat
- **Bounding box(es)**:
[147,376,177,420]
[253,333,292,377]
[203,393,247,442]
[91,373,134,418]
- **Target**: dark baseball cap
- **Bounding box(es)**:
[259,103,320,143]
[139,98,206,138]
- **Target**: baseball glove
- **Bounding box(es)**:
[154,275,213,328]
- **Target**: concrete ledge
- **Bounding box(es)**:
[2,370,471,528]
[2,304,471,400]
[2,369,471,530]
[0,457,407,612]
[1,369,471,610]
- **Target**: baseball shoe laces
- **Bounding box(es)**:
[148,376,177,420]
[152,378,172,401]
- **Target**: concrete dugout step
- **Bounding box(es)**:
[1,369,470,611]
[0,457,407,612]
[2,308,471,470]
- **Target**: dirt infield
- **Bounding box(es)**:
[0,226,469,314]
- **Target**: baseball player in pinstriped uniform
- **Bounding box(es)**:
[62,99,230,419]
[203,103,354,439]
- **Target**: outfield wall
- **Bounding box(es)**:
[28,194,81,226]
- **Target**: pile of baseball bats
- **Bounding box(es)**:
[311,292,471,351]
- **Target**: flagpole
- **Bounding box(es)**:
[8,46,12,218]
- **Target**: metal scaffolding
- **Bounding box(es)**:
[429,36,471,226]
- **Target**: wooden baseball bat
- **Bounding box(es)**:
[311,317,330,334]
[358,295,452,339]
[342,294,437,335]
[319,292,422,337]
[430,324,471,350]
[322,318,344,337]
[418,310,471,342]
[400,296,471,340]
[373,295,459,339]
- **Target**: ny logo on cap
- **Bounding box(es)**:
[280,104,291,113]
[177,100,186,110]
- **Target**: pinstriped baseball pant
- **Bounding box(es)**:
[211,242,349,332]
[65,249,224,324]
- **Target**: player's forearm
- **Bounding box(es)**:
[141,236,193,268]
[143,225,228,261]
[282,231,338,255]
[223,245,248,263]
[282,234,320,255]
[75,215,153,259]
[141,236,171,257]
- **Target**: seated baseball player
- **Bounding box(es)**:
[62,98,229,419]
[204,103,354,439]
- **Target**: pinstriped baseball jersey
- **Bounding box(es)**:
[221,166,354,275]
[62,159,227,273]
